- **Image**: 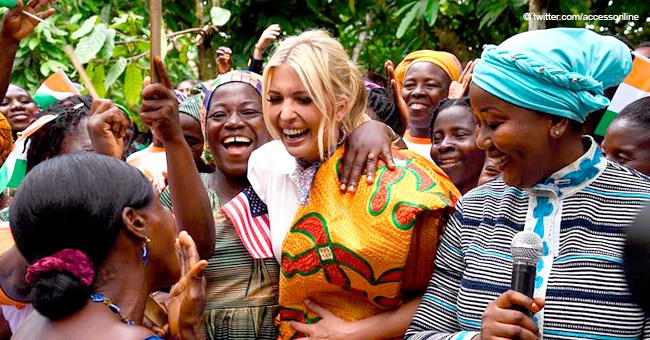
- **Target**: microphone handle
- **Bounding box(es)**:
[511,262,536,317]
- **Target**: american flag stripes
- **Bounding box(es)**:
[220,186,274,259]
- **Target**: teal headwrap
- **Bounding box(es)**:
[473,28,632,123]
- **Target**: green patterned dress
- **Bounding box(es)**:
[161,174,280,340]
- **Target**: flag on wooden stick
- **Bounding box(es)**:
[595,53,650,136]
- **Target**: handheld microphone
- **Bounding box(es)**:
[510,231,543,316]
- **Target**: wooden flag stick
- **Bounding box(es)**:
[63,45,100,100]
[149,0,162,83]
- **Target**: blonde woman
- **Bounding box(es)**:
[248,30,460,340]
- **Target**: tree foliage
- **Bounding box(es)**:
[2,0,649,120]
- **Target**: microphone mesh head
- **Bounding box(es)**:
[510,231,543,261]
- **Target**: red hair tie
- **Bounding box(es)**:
[25,249,95,287]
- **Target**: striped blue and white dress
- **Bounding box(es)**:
[406,137,650,340]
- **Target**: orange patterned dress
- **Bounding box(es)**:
[0,115,13,166]
[278,147,460,339]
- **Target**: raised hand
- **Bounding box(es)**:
[167,231,208,340]
[87,98,130,159]
[140,56,184,145]
[215,46,233,75]
[448,59,477,99]
[384,60,409,127]
[253,24,281,60]
[479,290,545,340]
[1,0,55,43]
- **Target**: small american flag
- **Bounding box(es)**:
[221,187,273,259]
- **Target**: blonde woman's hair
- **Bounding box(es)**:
[262,29,369,159]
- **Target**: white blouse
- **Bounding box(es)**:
[247,141,300,262]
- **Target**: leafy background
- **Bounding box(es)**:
[2,0,649,125]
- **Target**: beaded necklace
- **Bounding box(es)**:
[91,293,135,325]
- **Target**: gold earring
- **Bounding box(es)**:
[554,130,561,137]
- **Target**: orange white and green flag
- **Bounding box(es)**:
[33,69,80,109]
[595,53,650,136]
[0,115,58,192]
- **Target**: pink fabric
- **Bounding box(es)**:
[25,249,94,287]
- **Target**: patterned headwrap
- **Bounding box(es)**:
[197,70,264,164]
[178,93,202,122]
[472,28,632,123]
[394,50,462,86]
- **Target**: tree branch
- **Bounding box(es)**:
[115,27,207,45]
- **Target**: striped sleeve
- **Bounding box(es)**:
[406,200,479,340]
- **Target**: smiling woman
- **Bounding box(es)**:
[406,28,650,340]
[249,30,459,340]
[430,97,485,194]
[393,50,462,162]
[161,71,280,340]
[0,84,40,138]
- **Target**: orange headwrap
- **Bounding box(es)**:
[0,115,13,167]
[394,50,462,86]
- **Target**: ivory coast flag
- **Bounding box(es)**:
[0,115,58,192]
[0,0,18,7]
[595,54,650,136]
[33,69,80,109]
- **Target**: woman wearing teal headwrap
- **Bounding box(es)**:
[407,28,650,340]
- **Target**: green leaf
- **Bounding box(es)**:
[71,15,98,40]
[105,57,127,89]
[75,23,108,64]
[210,7,231,26]
[100,4,112,24]
[306,0,320,12]
[39,60,65,77]
[393,2,416,18]
[69,13,83,25]
[42,28,56,44]
[27,37,38,50]
[92,64,106,98]
[396,2,422,38]
[349,0,355,14]
[424,0,440,26]
[124,63,143,106]
[101,28,116,60]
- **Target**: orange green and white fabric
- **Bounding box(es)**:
[595,53,650,136]
[0,115,58,192]
[33,69,81,109]
[277,147,460,339]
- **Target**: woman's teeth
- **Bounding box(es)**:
[410,103,427,110]
[283,128,307,136]
[440,159,460,165]
[223,136,252,144]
